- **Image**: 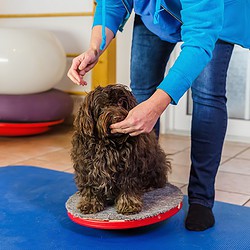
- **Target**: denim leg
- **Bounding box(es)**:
[130,15,176,136]
[189,40,234,208]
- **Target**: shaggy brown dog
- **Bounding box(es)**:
[71,84,171,215]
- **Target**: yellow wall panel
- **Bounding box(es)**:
[92,39,116,89]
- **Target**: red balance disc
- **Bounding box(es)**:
[66,184,183,230]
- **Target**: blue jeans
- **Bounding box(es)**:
[131,15,234,208]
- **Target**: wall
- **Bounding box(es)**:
[0,0,134,90]
[3,2,249,141]
[0,0,135,121]
[0,0,94,96]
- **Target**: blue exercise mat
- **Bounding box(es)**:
[1,166,250,250]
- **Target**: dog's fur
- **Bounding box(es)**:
[71,84,171,215]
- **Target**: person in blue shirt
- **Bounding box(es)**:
[68,0,250,231]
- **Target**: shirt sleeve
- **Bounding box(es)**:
[157,0,224,105]
[93,0,127,36]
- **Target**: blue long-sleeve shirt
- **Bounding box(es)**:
[93,0,250,104]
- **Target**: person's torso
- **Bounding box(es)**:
[123,0,250,48]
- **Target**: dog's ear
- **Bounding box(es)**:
[116,86,138,110]
[74,94,94,137]
[125,91,138,110]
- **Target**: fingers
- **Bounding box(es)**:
[67,52,97,86]
[78,52,97,71]
[110,120,127,132]
[110,126,143,136]
[67,56,86,85]
[128,131,143,137]
[109,103,155,136]
[110,121,144,136]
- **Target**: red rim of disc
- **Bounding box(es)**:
[68,201,182,230]
[0,119,64,136]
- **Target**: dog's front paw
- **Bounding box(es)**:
[77,197,104,214]
[116,193,142,215]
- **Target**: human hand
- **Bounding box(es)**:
[110,89,171,136]
[110,100,161,136]
[67,48,99,86]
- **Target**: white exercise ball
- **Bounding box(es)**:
[0,28,66,95]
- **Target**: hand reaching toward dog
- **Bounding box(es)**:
[67,48,99,86]
[110,101,160,136]
[110,89,172,136]
[67,26,115,86]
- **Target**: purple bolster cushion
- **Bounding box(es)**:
[0,89,73,122]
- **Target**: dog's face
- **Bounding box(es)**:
[75,84,137,141]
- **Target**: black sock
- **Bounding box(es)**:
[185,204,215,231]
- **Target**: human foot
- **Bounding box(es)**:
[185,204,215,231]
